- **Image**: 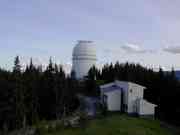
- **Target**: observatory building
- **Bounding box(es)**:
[72,40,97,79]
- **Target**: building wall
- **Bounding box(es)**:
[104,90,121,111]
[72,41,96,79]
[127,83,144,113]
[115,81,145,113]
[137,99,156,115]
[115,81,129,106]
[72,59,95,79]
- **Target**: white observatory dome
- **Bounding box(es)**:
[72,40,97,79]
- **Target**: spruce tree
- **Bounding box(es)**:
[13,56,27,129]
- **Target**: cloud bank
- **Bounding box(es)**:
[163,46,180,54]
[121,43,152,53]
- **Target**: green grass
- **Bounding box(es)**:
[40,114,175,135]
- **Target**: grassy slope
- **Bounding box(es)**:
[44,115,175,135]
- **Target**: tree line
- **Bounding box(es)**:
[0,56,180,131]
[0,56,80,131]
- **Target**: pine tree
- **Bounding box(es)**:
[13,56,27,129]
[23,59,39,124]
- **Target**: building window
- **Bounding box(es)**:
[130,89,133,93]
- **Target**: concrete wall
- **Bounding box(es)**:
[104,90,121,111]
[72,41,96,79]
[127,83,144,113]
[115,81,129,106]
[72,59,96,79]
[137,99,156,115]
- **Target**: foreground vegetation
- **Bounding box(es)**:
[37,115,177,135]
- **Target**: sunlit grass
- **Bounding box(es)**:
[42,114,174,135]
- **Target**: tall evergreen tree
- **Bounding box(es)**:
[13,56,27,129]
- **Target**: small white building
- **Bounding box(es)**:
[100,80,157,117]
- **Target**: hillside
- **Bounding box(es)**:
[40,115,178,135]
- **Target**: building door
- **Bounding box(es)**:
[103,95,108,107]
[121,88,125,113]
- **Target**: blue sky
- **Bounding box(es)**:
[0,0,180,72]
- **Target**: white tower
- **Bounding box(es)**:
[72,40,97,79]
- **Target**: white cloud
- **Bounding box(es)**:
[121,43,149,53]
[163,46,180,54]
[101,43,154,55]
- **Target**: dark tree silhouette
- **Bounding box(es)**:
[0,58,180,131]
